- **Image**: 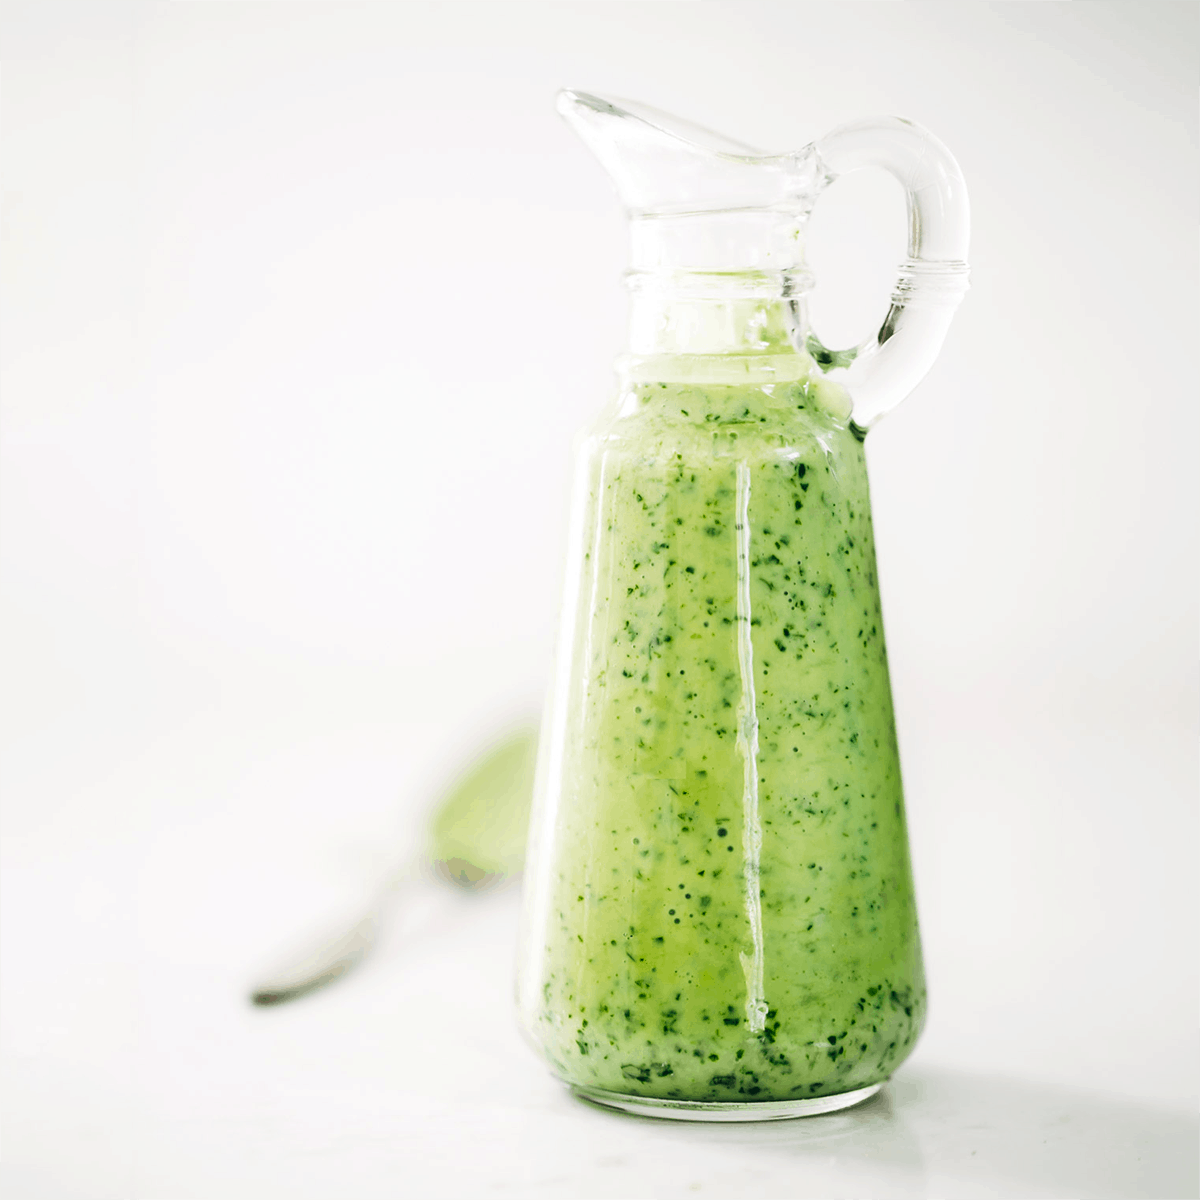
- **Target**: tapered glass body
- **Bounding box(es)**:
[518,346,924,1118]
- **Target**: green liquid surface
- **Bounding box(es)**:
[522,361,924,1104]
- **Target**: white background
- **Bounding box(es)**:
[2,3,1196,1198]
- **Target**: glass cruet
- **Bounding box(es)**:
[516,91,969,1121]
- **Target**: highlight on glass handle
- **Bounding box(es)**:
[809,118,971,431]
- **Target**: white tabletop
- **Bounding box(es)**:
[3,701,1196,1200]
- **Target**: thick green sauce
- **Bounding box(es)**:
[523,360,924,1103]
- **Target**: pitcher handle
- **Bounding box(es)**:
[809,118,970,430]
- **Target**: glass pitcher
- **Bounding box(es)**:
[517,92,969,1121]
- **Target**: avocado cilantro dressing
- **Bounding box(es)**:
[523,357,924,1103]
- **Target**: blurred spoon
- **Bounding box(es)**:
[249,724,537,1006]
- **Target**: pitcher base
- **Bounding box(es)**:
[569,1080,883,1122]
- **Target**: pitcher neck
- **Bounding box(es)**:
[624,208,814,356]
[626,269,813,356]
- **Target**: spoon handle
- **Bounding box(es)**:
[249,860,420,1005]
[250,909,385,1006]
[248,864,510,1005]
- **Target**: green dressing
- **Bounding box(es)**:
[521,358,924,1103]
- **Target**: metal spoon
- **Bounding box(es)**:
[249,724,537,1005]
